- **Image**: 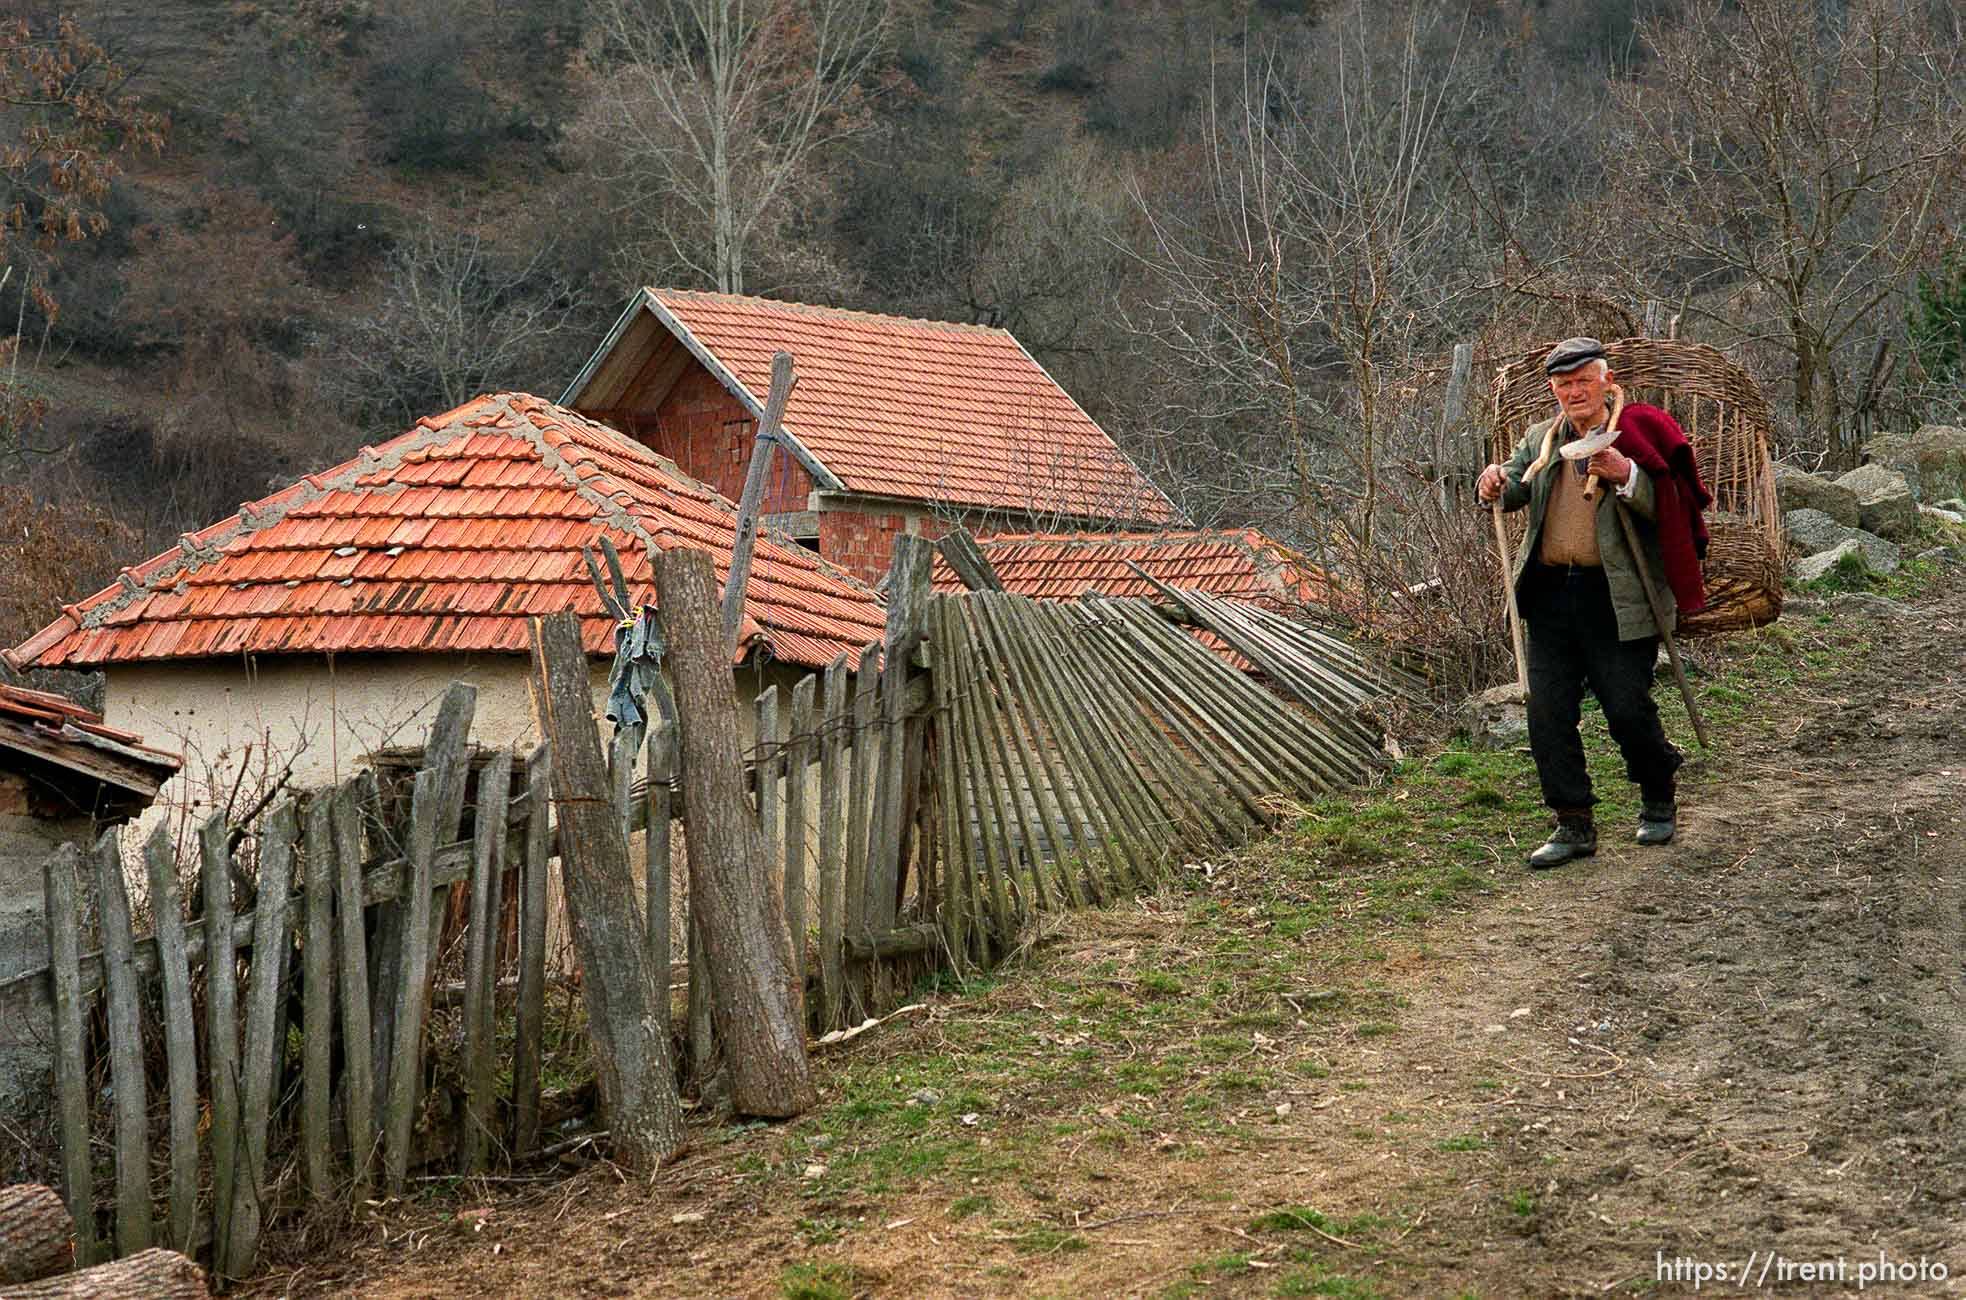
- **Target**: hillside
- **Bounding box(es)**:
[0,0,1960,673]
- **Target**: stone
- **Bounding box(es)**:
[1919,503,1965,525]
[1869,425,1966,502]
[1772,463,1859,528]
[1832,463,1919,541]
[1793,537,1900,583]
[1781,508,1899,570]
[1938,497,1966,514]
[1460,682,1528,751]
[1783,508,1849,555]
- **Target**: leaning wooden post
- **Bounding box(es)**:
[873,535,934,928]
[655,548,817,1118]
[721,350,798,654]
[529,612,688,1168]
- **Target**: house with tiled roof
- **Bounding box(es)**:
[930,528,1327,610]
[561,289,1182,583]
[5,392,887,823]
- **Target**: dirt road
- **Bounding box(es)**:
[274,569,1966,1299]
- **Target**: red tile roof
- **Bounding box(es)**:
[573,289,1180,525]
[0,682,181,802]
[8,394,888,673]
[931,529,1327,609]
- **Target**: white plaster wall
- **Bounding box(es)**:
[102,650,807,850]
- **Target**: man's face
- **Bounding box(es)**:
[1548,363,1613,427]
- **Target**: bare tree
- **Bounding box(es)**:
[584,0,890,294]
[339,217,583,427]
[1123,2,1477,562]
[1602,0,1966,459]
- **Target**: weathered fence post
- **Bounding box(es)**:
[459,751,512,1176]
[196,816,239,1275]
[43,844,97,1268]
[382,684,476,1194]
[530,611,687,1168]
[512,745,552,1158]
[654,548,817,1118]
[142,825,201,1252]
[329,779,376,1197]
[92,830,153,1257]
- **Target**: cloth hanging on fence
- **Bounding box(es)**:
[605,605,669,732]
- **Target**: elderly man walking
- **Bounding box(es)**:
[1477,338,1708,868]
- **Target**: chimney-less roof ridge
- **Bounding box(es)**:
[650,287,1010,338]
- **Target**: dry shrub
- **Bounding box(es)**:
[0,484,137,648]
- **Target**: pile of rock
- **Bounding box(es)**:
[1776,424,1966,582]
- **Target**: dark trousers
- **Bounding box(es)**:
[1521,563,1681,812]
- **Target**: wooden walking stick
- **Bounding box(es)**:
[1612,502,1712,750]
[1491,500,1529,695]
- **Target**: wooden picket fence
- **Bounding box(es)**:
[7,535,1405,1283]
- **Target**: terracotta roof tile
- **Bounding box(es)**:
[11,393,886,673]
[578,290,1180,525]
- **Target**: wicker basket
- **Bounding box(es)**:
[1492,337,1783,637]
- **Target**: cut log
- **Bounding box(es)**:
[654,548,816,1119]
[528,612,686,1170]
[0,1184,71,1284]
[0,1247,209,1299]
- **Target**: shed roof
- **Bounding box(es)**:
[9,393,887,673]
[0,682,181,804]
[564,289,1181,525]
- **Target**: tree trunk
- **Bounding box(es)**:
[652,548,817,1118]
[0,1185,71,1284]
[528,612,688,1171]
[0,1248,208,1299]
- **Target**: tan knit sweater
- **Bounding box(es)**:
[1538,453,1603,566]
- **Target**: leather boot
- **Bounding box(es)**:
[1529,812,1596,869]
[1636,800,1677,846]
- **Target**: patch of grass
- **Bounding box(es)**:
[779,1259,858,1300]
[1192,1250,1254,1276]
[1436,1133,1490,1152]
[1000,1220,1088,1255]
[947,1194,991,1219]
[1504,1188,1538,1217]
[1274,1262,1389,1298]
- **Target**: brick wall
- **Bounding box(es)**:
[646,365,813,511]
[820,509,912,584]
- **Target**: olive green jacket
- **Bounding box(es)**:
[1498,415,1675,641]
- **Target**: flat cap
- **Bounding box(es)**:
[1544,337,1607,375]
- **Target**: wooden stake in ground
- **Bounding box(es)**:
[655,547,817,1118]
[529,611,687,1169]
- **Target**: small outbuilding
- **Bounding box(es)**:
[562,289,1182,582]
[0,682,179,1160]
